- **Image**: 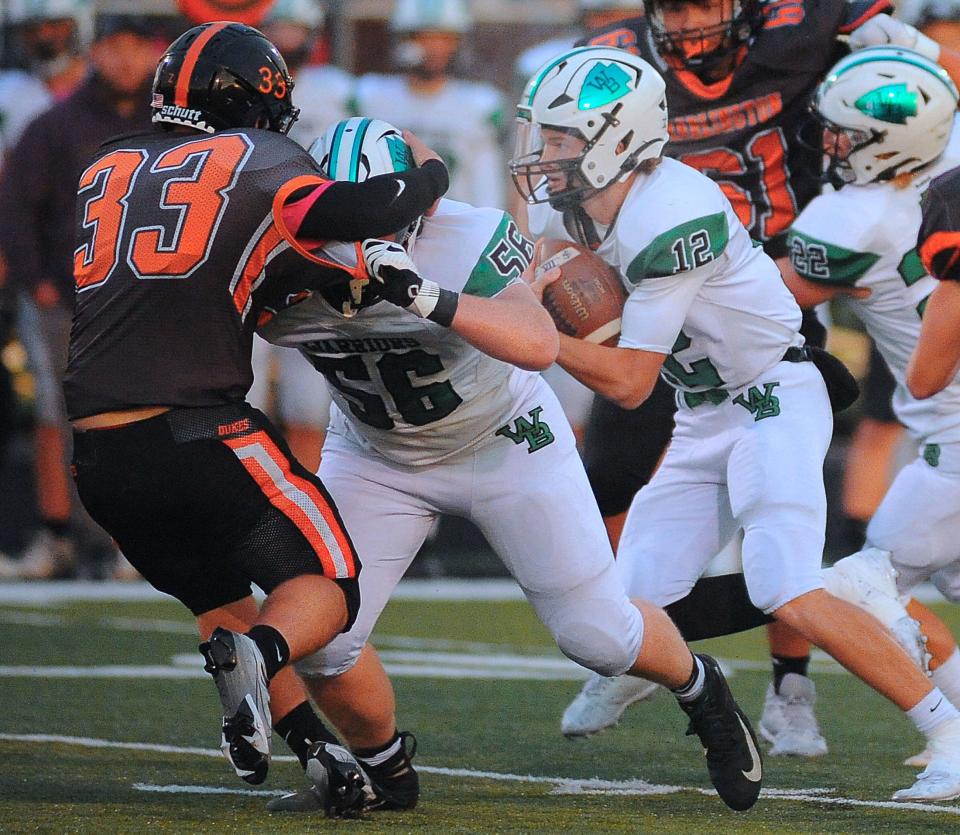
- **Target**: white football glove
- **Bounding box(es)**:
[361,238,418,283]
[360,238,459,325]
[848,13,941,62]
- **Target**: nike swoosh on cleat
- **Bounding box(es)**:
[738,716,762,782]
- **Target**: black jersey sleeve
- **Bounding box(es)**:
[919,169,960,282]
[278,158,448,246]
[839,0,895,34]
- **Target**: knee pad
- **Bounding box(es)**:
[555,622,640,678]
[547,591,643,677]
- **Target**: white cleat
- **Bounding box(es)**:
[894,718,960,801]
[758,674,828,757]
[903,747,933,767]
[821,548,930,673]
[561,673,659,738]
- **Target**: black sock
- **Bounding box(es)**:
[274,701,340,768]
[43,519,71,539]
[671,655,706,703]
[354,731,402,766]
[772,654,810,693]
[246,624,289,680]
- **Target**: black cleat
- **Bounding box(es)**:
[361,731,419,811]
[679,654,763,811]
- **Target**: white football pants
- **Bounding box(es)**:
[296,384,643,678]
[868,440,960,601]
[617,360,832,614]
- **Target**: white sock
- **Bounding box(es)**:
[907,687,960,736]
[673,656,706,703]
[933,649,960,707]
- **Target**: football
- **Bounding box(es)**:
[535,239,627,347]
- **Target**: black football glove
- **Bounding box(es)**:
[361,239,459,327]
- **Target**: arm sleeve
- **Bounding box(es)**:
[617,268,710,354]
[284,158,448,243]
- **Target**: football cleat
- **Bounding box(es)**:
[758,674,828,757]
[821,548,930,673]
[360,731,420,811]
[267,742,371,817]
[561,674,659,738]
[198,627,271,785]
[267,734,419,815]
[679,654,763,812]
[893,718,960,801]
[304,742,370,818]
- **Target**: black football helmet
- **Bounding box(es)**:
[151,22,299,135]
[644,0,763,76]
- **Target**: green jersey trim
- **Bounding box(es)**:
[463,214,532,298]
[787,229,880,287]
[625,212,729,283]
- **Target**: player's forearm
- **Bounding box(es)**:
[555,334,661,409]
[451,291,559,371]
[908,281,960,398]
[295,159,448,242]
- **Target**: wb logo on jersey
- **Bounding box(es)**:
[496,406,555,453]
[733,382,781,421]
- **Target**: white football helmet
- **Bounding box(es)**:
[813,46,959,187]
[389,0,471,34]
[263,0,325,29]
[510,46,668,209]
[7,0,89,24]
[6,0,93,69]
[309,117,422,246]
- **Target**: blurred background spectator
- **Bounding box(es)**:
[0,1,173,579]
[349,0,507,208]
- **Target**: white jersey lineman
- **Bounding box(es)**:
[529,157,832,615]
[350,74,506,209]
[259,199,644,677]
[788,118,960,600]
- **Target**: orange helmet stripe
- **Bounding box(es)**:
[175,21,231,108]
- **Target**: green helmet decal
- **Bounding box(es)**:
[385,134,414,172]
[854,83,918,125]
[578,61,633,110]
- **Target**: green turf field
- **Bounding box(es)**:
[0,584,958,833]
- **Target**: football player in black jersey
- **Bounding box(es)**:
[910,166,960,398]
[65,22,448,816]
[561,0,960,751]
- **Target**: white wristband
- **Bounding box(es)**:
[406,278,441,319]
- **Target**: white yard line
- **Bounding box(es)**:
[1,733,957,816]
[0,579,946,605]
